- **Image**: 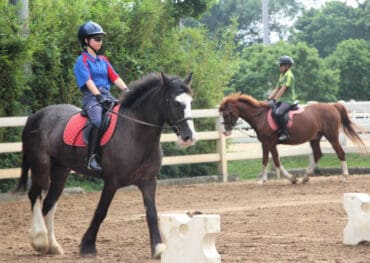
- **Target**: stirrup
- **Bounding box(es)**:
[87,154,102,171]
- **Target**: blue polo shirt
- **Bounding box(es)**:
[74,51,119,91]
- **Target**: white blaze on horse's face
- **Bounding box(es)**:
[175,93,196,146]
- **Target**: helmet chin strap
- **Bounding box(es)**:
[85,38,98,55]
[88,44,98,55]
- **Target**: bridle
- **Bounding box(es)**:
[103,103,192,134]
[221,106,269,129]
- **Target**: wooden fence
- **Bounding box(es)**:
[1,101,370,182]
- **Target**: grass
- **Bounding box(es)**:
[228,153,370,180]
[1,153,368,193]
[65,174,104,192]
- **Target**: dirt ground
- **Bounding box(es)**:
[2,174,370,263]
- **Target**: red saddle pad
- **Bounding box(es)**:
[267,107,305,131]
[63,105,120,147]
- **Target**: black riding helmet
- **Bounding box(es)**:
[78,21,106,49]
[277,55,294,67]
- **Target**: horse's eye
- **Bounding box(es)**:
[174,101,183,108]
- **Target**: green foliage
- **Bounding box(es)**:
[325,39,370,101]
[0,2,29,117]
[200,0,303,46]
[163,0,216,26]
[292,1,370,57]
[228,41,339,102]
[25,0,84,110]
[65,173,104,192]
[0,179,18,194]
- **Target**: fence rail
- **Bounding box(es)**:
[1,101,370,182]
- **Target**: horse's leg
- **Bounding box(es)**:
[42,164,70,255]
[28,157,51,254]
[270,146,297,184]
[80,182,117,256]
[258,144,270,184]
[30,198,49,254]
[304,138,323,183]
[138,179,166,259]
[326,136,348,181]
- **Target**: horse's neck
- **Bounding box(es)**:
[122,93,164,127]
[238,103,267,131]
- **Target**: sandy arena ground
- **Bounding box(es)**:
[2,174,370,263]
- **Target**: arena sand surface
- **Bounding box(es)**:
[2,174,370,263]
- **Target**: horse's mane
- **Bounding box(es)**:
[120,73,192,108]
[120,73,162,107]
[220,92,267,110]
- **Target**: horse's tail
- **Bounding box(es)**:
[14,150,29,193]
[333,102,367,153]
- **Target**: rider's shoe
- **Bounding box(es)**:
[87,154,102,172]
[278,132,289,141]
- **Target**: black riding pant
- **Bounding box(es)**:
[273,102,291,132]
[274,102,291,118]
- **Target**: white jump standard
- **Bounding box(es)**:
[343,193,370,245]
[160,213,221,263]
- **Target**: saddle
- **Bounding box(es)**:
[63,104,120,147]
[267,103,304,131]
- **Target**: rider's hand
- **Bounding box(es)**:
[122,88,130,97]
[267,98,276,107]
[95,94,113,108]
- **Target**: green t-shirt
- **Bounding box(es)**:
[276,69,296,103]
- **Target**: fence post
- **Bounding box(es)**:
[216,114,228,182]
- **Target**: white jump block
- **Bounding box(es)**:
[343,193,370,245]
[160,213,221,263]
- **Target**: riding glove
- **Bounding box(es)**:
[267,99,276,107]
[95,94,113,108]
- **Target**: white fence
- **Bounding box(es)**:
[1,101,370,182]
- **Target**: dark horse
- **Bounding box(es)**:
[219,93,366,184]
[15,73,196,258]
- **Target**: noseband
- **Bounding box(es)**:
[169,117,193,135]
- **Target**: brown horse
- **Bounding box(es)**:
[15,73,196,259]
[219,93,366,184]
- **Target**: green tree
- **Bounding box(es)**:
[325,39,370,100]
[291,0,370,57]
[0,2,29,117]
[200,0,303,46]
[163,0,216,26]
[228,41,339,102]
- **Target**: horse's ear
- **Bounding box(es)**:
[161,72,171,88]
[184,72,193,85]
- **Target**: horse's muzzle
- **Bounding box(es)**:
[178,135,196,147]
[223,131,232,137]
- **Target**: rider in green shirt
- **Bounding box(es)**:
[267,55,296,141]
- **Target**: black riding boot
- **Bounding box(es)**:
[87,126,102,172]
[278,117,289,141]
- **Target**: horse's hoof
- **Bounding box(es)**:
[48,243,64,255]
[80,242,97,257]
[257,179,266,185]
[153,243,166,259]
[290,178,298,184]
[302,177,310,184]
[340,176,348,182]
[31,231,49,254]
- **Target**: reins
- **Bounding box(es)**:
[221,105,270,138]
[102,103,192,133]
